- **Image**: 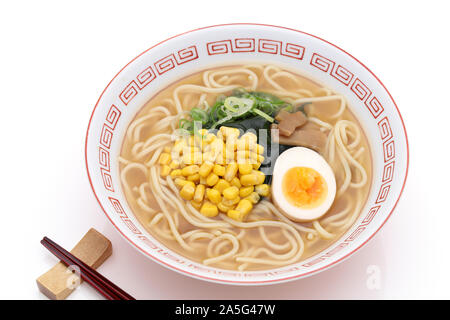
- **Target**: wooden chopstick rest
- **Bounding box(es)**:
[37,228,112,300]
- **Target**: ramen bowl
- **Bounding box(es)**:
[85,24,408,285]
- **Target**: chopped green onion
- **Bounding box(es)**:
[252,108,274,122]
[223,97,240,112]
[211,115,232,129]
[190,107,208,124]
[178,89,292,133]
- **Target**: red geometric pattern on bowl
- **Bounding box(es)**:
[324,243,349,257]
[100,168,114,192]
[258,39,282,54]
[119,46,199,105]
[136,66,157,90]
[206,39,255,54]
[378,117,393,140]
[98,147,110,171]
[331,65,354,85]
[361,206,380,226]
[109,196,142,234]
[108,196,127,217]
[383,139,395,163]
[104,104,121,130]
[382,161,395,184]
[99,125,113,149]
[351,78,372,101]
[154,46,199,75]
[310,53,334,72]
[121,218,142,235]
[97,105,122,191]
[207,38,305,60]
[86,25,408,285]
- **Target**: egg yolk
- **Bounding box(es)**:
[282,167,327,208]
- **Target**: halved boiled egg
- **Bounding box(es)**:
[272,147,336,222]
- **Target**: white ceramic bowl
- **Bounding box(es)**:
[85,24,409,285]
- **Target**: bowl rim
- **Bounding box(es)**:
[85,23,409,285]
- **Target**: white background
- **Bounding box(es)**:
[1,0,448,299]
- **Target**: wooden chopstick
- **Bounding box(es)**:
[41,236,135,300]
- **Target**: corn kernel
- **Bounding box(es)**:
[200,202,219,217]
[213,179,230,193]
[199,162,214,177]
[203,144,211,152]
[236,139,246,151]
[194,184,206,202]
[241,132,257,143]
[223,186,239,200]
[182,153,193,165]
[236,150,251,160]
[216,154,227,165]
[249,152,259,162]
[202,152,215,163]
[160,165,171,177]
[173,139,187,153]
[230,177,241,188]
[204,133,216,144]
[253,170,266,184]
[213,164,225,176]
[225,136,238,152]
[187,173,200,183]
[236,199,253,215]
[227,209,246,222]
[224,149,236,162]
[180,183,196,200]
[218,202,234,213]
[224,163,238,181]
[194,135,206,150]
[182,152,202,165]
[252,162,261,170]
[206,188,222,204]
[170,169,182,178]
[159,153,171,165]
[220,126,240,139]
[222,196,240,206]
[239,186,254,198]
[257,154,265,164]
[236,150,255,164]
[174,177,187,188]
[184,145,201,155]
[169,160,180,169]
[237,138,252,151]
[200,176,207,185]
[210,138,224,152]
[164,146,171,153]
[198,129,208,136]
[181,165,199,176]
[255,144,264,155]
[240,174,259,186]
[206,172,219,186]
[190,200,202,210]
[238,163,253,175]
[171,151,181,162]
[255,184,270,197]
[244,192,260,204]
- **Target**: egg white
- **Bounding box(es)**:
[272,147,336,222]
